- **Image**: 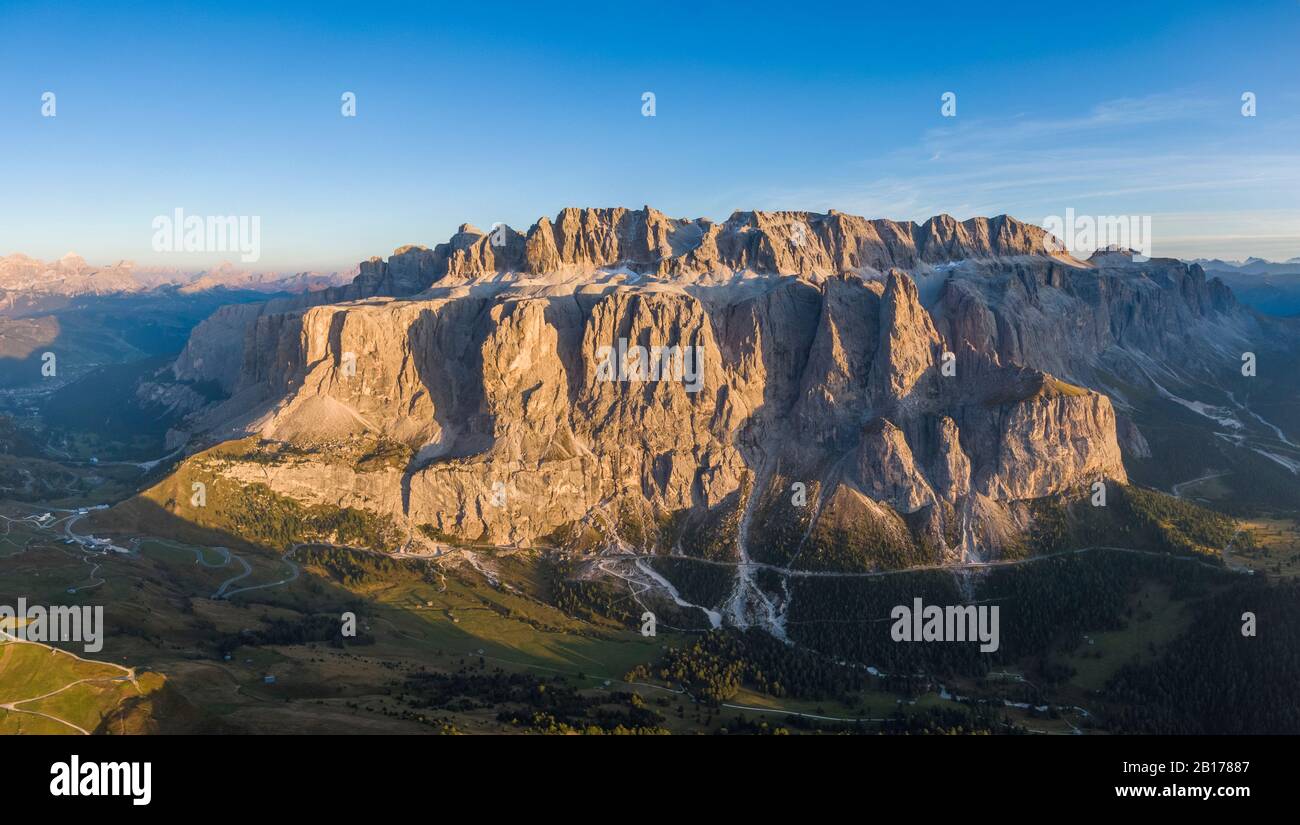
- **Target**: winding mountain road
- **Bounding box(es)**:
[603,541,1239,581]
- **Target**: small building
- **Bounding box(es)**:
[263,675,276,685]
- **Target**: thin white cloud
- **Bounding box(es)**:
[919,91,1217,154]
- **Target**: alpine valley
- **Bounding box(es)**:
[3,207,1299,735]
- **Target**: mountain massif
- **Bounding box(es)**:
[135,207,1297,629]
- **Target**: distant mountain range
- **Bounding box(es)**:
[1188,256,1300,274]
[0,253,354,390]
[0,252,355,305]
[1185,256,1300,317]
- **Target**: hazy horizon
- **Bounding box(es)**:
[5,202,1300,278]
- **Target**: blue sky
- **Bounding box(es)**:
[1,0,1298,269]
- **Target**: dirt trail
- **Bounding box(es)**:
[0,635,142,735]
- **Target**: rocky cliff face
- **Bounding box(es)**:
[256,207,1069,288]
[172,208,1073,393]
[931,255,1249,387]
[164,212,1128,570]
[141,205,1300,632]
[154,206,1281,636]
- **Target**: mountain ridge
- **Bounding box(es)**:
[346,207,1084,294]
[98,205,1300,635]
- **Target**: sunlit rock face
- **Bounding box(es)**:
[163,207,1170,559]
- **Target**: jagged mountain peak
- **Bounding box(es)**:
[345,206,1076,298]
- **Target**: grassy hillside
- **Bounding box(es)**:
[103,441,402,554]
[0,639,196,734]
[1026,483,1235,559]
